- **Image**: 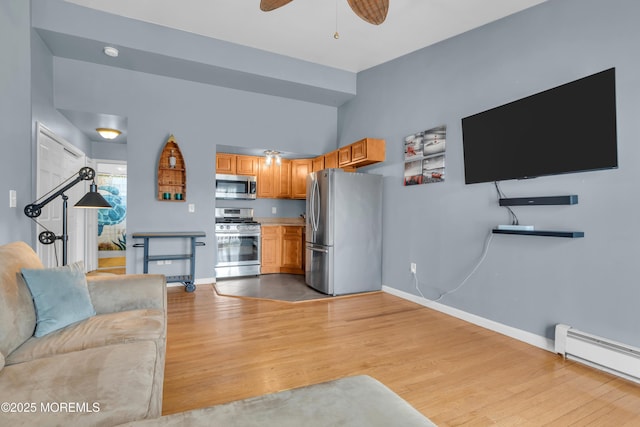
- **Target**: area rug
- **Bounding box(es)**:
[117,375,436,426]
[214,274,331,302]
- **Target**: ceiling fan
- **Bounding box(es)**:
[260,0,389,25]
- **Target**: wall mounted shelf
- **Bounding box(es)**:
[499,195,578,206]
[492,229,584,238]
[157,135,186,202]
[495,193,582,237]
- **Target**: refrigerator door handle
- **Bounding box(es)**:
[309,178,315,232]
[306,244,328,254]
[313,178,320,232]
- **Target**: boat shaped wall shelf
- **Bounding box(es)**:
[157,135,186,202]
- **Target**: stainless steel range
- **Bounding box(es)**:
[214,207,261,279]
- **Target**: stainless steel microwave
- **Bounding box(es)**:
[215,174,257,200]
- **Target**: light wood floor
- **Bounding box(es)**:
[163,285,640,425]
[94,256,126,275]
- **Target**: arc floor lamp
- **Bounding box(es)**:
[24,166,112,266]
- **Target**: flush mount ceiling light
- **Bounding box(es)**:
[103,46,119,58]
[96,128,121,140]
[264,150,282,166]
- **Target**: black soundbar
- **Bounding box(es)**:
[499,195,578,206]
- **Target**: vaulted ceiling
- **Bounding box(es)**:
[65,0,547,73]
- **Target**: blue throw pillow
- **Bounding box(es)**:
[21,262,96,337]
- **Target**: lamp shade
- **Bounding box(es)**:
[75,183,112,208]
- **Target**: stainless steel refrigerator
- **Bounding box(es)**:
[305,169,383,295]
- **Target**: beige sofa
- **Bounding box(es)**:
[0,241,166,427]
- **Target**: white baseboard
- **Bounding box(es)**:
[382,285,554,353]
[167,277,216,288]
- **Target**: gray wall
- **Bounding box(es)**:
[339,0,640,346]
[52,58,337,278]
[1,1,32,243]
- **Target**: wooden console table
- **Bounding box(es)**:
[132,231,206,292]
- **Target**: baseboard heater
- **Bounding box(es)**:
[555,324,640,384]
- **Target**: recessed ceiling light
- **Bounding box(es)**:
[103,46,119,58]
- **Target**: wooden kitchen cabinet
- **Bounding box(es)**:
[257,157,277,198]
[324,151,338,169]
[351,138,369,162]
[281,226,304,274]
[291,159,312,199]
[260,226,280,274]
[258,158,291,199]
[260,225,304,275]
[216,153,236,174]
[338,138,386,168]
[338,146,352,167]
[236,155,259,175]
[276,159,291,198]
[312,155,325,172]
[219,139,384,200]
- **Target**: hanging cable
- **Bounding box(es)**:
[412,229,495,302]
[494,181,519,225]
[333,0,340,39]
[434,231,494,302]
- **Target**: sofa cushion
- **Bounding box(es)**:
[0,341,159,426]
[6,308,164,365]
[0,242,42,356]
[21,261,96,337]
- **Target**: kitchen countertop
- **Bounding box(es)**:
[256,217,305,226]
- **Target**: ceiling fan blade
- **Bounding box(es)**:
[346,0,389,25]
[260,0,294,12]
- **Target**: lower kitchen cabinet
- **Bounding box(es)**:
[260,226,280,273]
[260,225,304,275]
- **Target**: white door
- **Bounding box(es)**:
[35,123,91,268]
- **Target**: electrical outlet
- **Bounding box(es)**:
[272,206,277,214]
[188,203,195,213]
[157,260,165,265]
[164,260,172,265]
[410,262,417,274]
[9,190,17,208]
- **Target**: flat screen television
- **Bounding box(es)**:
[461,68,618,184]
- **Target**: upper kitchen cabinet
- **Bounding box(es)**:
[291,159,312,199]
[338,145,352,167]
[276,159,292,199]
[324,151,338,169]
[216,153,236,174]
[216,153,260,176]
[257,157,291,199]
[236,155,259,176]
[338,138,386,168]
[257,157,277,198]
[312,155,325,172]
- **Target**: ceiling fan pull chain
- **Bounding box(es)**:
[334,0,340,39]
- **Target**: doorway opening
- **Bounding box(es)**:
[95,162,127,274]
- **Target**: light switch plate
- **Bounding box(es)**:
[188,204,195,213]
[9,190,16,208]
